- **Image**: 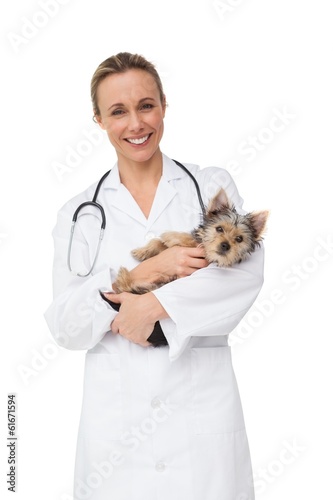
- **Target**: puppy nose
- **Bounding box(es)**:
[220,242,231,253]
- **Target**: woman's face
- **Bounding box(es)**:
[95,69,166,165]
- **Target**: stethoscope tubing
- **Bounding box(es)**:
[68,160,205,277]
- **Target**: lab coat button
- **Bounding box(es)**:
[155,461,166,472]
[151,397,162,408]
[145,232,156,241]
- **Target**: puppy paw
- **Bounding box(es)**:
[132,239,167,261]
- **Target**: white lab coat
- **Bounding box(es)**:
[44,154,264,500]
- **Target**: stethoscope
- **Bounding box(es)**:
[67,159,206,277]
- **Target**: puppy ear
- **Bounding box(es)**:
[249,210,269,240]
[207,188,232,212]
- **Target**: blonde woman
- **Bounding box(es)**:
[45,52,263,500]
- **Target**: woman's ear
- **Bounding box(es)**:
[162,95,167,116]
[94,111,105,130]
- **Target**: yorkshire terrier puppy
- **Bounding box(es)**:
[113,188,269,295]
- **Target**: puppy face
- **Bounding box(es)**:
[193,189,268,267]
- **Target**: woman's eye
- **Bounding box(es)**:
[141,103,154,110]
[235,236,243,243]
[111,109,125,116]
[216,226,224,233]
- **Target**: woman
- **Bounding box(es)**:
[45,52,264,500]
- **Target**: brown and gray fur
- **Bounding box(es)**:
[113,188,268,294]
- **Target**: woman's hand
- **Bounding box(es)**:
[106,292,168,347]
[129,246,208,285]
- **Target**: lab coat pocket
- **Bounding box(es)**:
[79,353,123,441]
[190,346,245,435]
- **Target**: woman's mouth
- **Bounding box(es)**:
[125,133,152,145]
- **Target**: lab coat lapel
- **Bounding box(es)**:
[146,155,187,229]
[102,164,148,226]
[111,185,148,226]
[146,177,177,229]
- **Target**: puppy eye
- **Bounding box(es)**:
[216,226,224,233]
[235,236,243,243]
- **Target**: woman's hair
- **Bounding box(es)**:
[91,52,165,118]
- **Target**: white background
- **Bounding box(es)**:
[1,0,332,498]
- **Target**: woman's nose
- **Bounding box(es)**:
[128,111,143,131]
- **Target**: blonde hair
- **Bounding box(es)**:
[91,52,165,118]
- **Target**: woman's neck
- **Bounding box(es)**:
[117,150,163,191]
[117,149,163,218]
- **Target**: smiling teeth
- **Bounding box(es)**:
[127,135,149,145]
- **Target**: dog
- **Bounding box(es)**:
[113,188,269,294]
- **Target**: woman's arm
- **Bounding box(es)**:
[126,245,208,287]
[107,245,264,360]
[44,206,118,351]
